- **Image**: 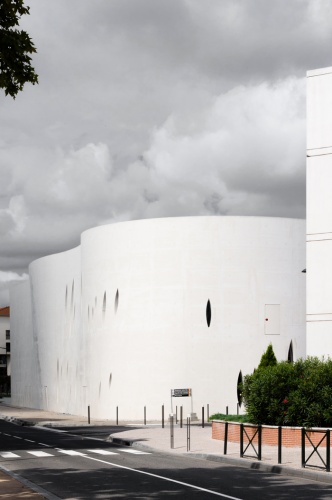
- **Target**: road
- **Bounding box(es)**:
[0,419,332,499]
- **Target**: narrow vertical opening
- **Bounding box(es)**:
[109,373,112,388]
[206,300,211,327]
[237,371,243,407]
[103,292,106,315]
[115,289,119,314]
[288,341,294,363]
[71,280,74,311]
[65,286,68,310]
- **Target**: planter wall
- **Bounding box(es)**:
[212,420,329,447]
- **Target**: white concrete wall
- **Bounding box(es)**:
[307,67,332,357]
[11,216,305,420]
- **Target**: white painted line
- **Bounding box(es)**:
[118,448,151,455]
[28,451,54,458]
[0,452,20,458]
[13,436,23,439]
[38,442,51,447]
[83,455,244,499]
[24,439,36,443]
[87,449,118,456]
[3,433,11,437]
[56,449,87,456]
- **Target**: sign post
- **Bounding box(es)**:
[171,389,192,422]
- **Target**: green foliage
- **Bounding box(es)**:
[257,343,277,370]
[243,357,332,427]
[209,413,248,423]
[0,0,38,98]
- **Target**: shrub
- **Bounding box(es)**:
[243,357,332,427]
[209,413,248,423]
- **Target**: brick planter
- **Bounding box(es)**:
[212,420,330,447]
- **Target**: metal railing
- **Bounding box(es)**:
[240,423,262,461]
[301,427,330,472]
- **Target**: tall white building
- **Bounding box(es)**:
[307,66,332,357]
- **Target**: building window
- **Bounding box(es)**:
[237,371,243,407]
[206,300,211,327]
[288,341,293,363]
[5,330,10,340]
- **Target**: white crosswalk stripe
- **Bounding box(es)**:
[87,449,118,455]
[118,448,151,455]
[27,451,54,457]
[0,448,152,459]
[0,452,20,458]
[56,449,87,456]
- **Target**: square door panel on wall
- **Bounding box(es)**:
[264,304,280,335]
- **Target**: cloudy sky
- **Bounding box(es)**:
[1,0,332,305]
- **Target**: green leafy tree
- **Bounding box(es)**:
[257,343,277,370]
[0,0,38,98]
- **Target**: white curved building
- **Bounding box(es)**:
[10,216,305,421]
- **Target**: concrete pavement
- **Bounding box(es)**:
[1,399,332,499]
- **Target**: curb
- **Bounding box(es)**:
[0,415,34,427]
[0,464,61,500]
[110,436,332,486]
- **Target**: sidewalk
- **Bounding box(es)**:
[1,401,332,500]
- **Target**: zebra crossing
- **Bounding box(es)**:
[0,447,151,460]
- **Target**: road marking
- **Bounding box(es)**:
[38,442,51,447]
[82,455,244,499]
[28,451,54,457]
[24,439,36,443]
[118,448,151,455]
[87,449,118,455]
[56,449,87,456]
[13,436,23,439]
[3,433,11,436]
[0,452,20,458]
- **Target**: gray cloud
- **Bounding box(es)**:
[0,0,331,305]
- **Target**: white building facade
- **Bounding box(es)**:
[307,66,332,357]
[10,216,305,421]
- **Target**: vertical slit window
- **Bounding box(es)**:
[103,292,106,315]
[71,280,74,311]
[288,341,294,363]
[237,371,243,407]
[206,300,211,327]
[115,289,119,314]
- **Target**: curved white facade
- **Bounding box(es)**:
[10,216,305,421]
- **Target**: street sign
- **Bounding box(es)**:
[171,388,191,397]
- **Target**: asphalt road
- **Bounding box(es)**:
[0,420,332,499]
